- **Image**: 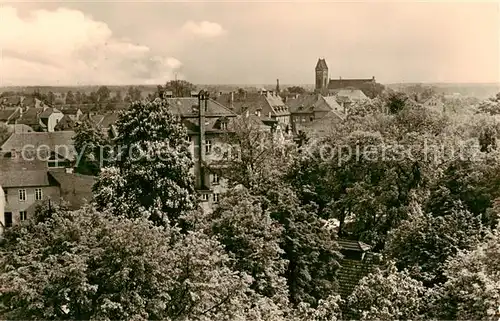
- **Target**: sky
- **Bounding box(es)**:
[0,1,499,86]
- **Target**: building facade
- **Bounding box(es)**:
[314,58,376,94]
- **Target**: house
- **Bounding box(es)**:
[286,94,345,137]
[39,108,64,132]
[165,93,238,212]
[54,115,77,131]
[0,168,95,232]
[315,58,377,94]
[0,170,61,229]
[422,96,445,112]
[60,107,83,121]
[0,131,77,169]
[333,88,371,111]
[215,89,291,130]
[16,107,44,131]
[336,239,381,317]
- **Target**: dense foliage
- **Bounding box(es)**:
[2,90,500,319]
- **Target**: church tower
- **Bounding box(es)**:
[315,58,329,93]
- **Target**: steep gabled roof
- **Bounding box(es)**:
[328,78,374,90]
[39,107,63,118]
[166,97,236,117]
[338,239,372,252]
[315,58,328,70]
[0,131,76,160]
[0,170,58,188]
[17,107,43,126]
[48,171,95,209]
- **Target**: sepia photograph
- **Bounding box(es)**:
[0,1,499,319]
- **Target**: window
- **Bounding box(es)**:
[18,189,26,202]
[4,190,7,203]
[19,211,27,221]
[221,122,227,130]
[212,173,220,184]
[213,193,220,203]
[4,212,12,228]
[205,139,212,154]
[35,188,43,201]
[187,136,192,142]
[200,193,209,202]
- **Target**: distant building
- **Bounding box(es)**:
[286,93,345,134]
[315,58,376,95]
[215,89,291,130]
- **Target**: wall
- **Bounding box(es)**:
[48,113,65,132]
[4,185,60,224]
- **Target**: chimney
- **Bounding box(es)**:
[276,79,280,94]
[230,91,234,109]
[198,90,207,189]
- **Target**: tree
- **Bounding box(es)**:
[261,182,342,307]
[115,90,122,102]
[165,80,196,97]
[46,91,55,105]
[346,262,427,320]
[209,187,289,306]
[385,201,484,286]
[96,86,111,102]
[385,91,410,114]
[73,118,113,176]
[358,82,385,99]
[217,115,296,190]
[65,90,75,104]
[75,91,83,104]
[93,99,197,227]
[429,228,500,320]
[0,205,283,320]
[287,86,306,94]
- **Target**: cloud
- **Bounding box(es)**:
[0,6,182,85]
[182,20,226,38]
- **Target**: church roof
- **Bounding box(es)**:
[328,78,374,90]
[315,58,328,70]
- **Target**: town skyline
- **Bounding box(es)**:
[1,1,499,86]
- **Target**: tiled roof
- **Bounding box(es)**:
[99,112,120,129]
[60,107,82,115]
[17,108,43,126]
[39,108,62,118]
[328,78,374,90]
[321,96,344,112]
[337,253,379,312]
[6,124,33,133]
[0,108,20,122]
[54,115,76,131]
[0,154,47,171]
[338,239,372,252]
[166,97,236,117]
[0,170,57,188]
[0,131,76,160]
[333,88,370,101]
[315,58,328,70]
[49,171,95,209]
[215,93,289,117]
